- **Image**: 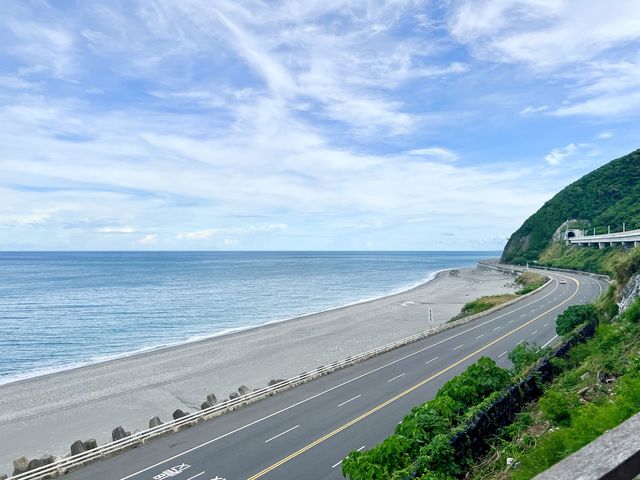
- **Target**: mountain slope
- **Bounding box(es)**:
[502,149,640,264]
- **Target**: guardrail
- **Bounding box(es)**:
[534,412,640,480]
[8,271,553,480]
[478,260,611,283]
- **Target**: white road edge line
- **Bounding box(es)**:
[498,351,507,358]
[425,356,439,365]
[265,425,300,443]
[531,330,538,336]
[119,277,564,480]
[387,373,406,383]
[542,334,559,349]
[337,395,362,407]
[186,472,205,480]
[332,446,365,469]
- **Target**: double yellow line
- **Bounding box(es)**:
[247,275,579,479]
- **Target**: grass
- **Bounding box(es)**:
[450,294,519,321]
[450,272,548,322]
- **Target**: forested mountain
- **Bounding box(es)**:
[502,149,640,264]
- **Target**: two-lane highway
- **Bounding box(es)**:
[63,269,606,480]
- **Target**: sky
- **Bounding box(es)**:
[0,0,639,251]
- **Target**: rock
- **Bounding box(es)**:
[200,401,212,410]
[619,273,640,313]
[70,440,87,456]
[149,416,163,428]
[229,391,239,400]
[172,409,188,420]
[268,379,285,386]
[238,385,252,396]
[12,456,29,476]
[506,457,515,466]
[27,454,55,471]
[206,393,217,405]
[84,439,98,450]
[0,473,8,479]
[112,426,131,441]
[578,386,590,396]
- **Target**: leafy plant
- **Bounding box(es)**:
[556,304,597,336]
[509,342,547,374]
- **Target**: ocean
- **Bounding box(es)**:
[0,251,498,384]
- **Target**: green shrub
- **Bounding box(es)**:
[343,357,511,479]
[556,304,597,336]
[621,297,640,323]
[508,342,547,374]
[538,389,577,426]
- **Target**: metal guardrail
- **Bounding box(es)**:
[7,270,553,480]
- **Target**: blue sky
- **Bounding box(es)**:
[0,0,639,251]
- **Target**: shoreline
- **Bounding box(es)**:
[0,262,516,474]
[0,268,451,388]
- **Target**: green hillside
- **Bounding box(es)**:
[501,149,640,264]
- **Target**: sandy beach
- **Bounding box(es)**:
[0,264,516,475]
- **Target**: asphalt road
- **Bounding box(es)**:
[63,269,607,480]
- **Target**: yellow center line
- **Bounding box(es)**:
[247,275,580,480]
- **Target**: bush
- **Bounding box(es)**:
[538,389,577,426]
[556,304,597,336]
[508,342,547,374]
[621,297,640,323]
[342,357,511,479]
[515,272,547,295]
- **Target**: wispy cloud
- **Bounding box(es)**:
[545,143,578,165]
[137,233,157,245]
[177,229,216,240]
[520,105,549,115]
[95,226,137,234]
[407,147,459,163]
[0,1,635,251]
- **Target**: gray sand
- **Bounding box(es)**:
[0,266,515,473]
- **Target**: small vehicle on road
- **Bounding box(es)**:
[559,280,567,284]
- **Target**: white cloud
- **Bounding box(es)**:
[520,105,549,115]
[407,147,459,163]
[248,224,287,233]
[544,143,578,165]
[596,131,614,140]
[137,233,157,245]
[176,229,217,240]
[223,238,238,246]
[96,226,137,234]
[448,1,640,118]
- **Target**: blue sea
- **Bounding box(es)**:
[0,251,498,384]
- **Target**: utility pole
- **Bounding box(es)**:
[624,222,626,232]
[608,225,611,234]
[428,307,433,327]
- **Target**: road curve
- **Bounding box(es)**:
[63,269,606,480]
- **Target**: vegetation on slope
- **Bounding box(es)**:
[501,149,640,264]
[343,248,640,479]
[538,242,640,285]
[471,301,640,479]
[451,273,547,321]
